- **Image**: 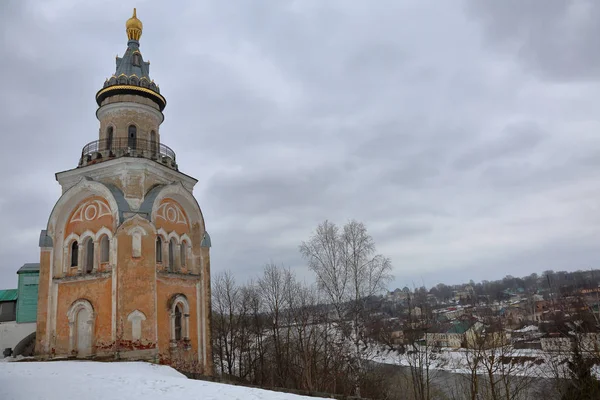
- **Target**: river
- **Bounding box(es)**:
[378,364,563,400]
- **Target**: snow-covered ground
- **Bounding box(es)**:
[0,360,328,400]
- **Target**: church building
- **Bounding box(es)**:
[34,9,212,373]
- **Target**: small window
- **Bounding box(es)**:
[84,238,94,273]
[168,239,176,271]
[132,52,141,67]
[128,125,137,149]
[100,235,109,263]
[156,237,162,263]
[71,241,79,267]
[180,242,186,267]
[0,301,16,322]
[174,304,182,340]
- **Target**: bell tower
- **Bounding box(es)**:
[84,8,172,172]
[34,9,213,373]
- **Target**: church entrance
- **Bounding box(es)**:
[68,299,94,357]
[76,307,92,356]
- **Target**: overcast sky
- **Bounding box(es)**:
[2,0,600,291]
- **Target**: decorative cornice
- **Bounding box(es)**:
[55,271,112,283]
[96,85,166,111]
[157,271,201,283]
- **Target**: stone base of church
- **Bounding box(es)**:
[31,347,209,373]
[33,348,158,361]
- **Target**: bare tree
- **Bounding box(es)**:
[258,262,292,387]
[300,219,393,397]
[212,270,241,377]
[459,323,538,400]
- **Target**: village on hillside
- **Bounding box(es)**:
[376,270,600,354]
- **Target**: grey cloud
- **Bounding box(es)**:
[466,0,600,81]
[2,0,600,291]
[205,165,344,216]
[454,121,546,170]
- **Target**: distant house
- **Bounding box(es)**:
[541,333,600,353]
[425,320,482,349]
[390,330,404,345]
[16,263,39,323]
[540,334,572,352]
[465,324,509,349]
[0,263,40,357]
[502,307,527,329]
[0,290,17,323]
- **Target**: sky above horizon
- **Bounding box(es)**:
[1,0,600,291]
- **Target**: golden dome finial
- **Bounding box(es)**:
[126,8,143,41]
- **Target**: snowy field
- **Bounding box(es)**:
[0,360,328,400]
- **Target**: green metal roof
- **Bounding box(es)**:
[17,263,40,274]
[0,289,18,302]
[447,321,473,334]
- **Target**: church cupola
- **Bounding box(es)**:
[96,8,166,112]
[81,9,176,170]
[126,8,143,41]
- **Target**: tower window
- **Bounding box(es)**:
[100,235,109,263]
[128,125,137,149]
[156,237,163,263]
[71,241,79,267]
[132,52,141,67]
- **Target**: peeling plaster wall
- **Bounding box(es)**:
[115,217,157,347]
[156,276,199,360]
[54,277,112,354]
[34,249,51,354]
[35,171,211,373]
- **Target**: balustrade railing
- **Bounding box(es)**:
[79,137,177,169]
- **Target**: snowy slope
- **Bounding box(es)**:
[0,360,328,400]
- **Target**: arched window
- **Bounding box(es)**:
[84,238,94,273]
[180,241,187,268]
[170,295,190,344]
[106,127,113,150]
[128,125,137,149]
[156,237,163,263]
[100,235,109,263]
[174,304,182,340]
[168,239,176,271]
[71,241,79,267]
